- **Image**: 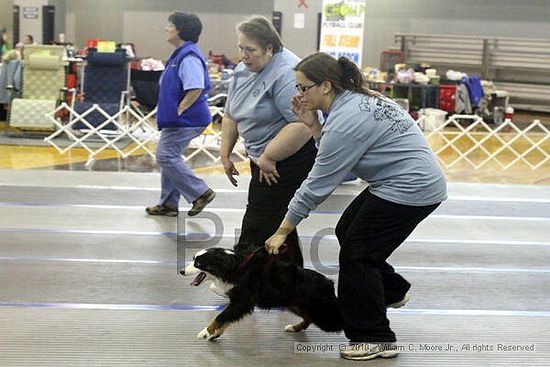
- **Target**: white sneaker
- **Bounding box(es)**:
[387,293,409,309]
[340,342,399,361]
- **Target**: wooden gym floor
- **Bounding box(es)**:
[1,111,549,185]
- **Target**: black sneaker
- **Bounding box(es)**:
[188,189,216,216]
[146,204,178,217]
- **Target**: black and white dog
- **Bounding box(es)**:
[182,246,342,340]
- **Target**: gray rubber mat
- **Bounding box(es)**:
[1,185,549,218]
[0,308,548,366]
[1,170,549,366]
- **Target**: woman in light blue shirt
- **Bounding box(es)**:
[221,16,317,264]
[265,52,447,361]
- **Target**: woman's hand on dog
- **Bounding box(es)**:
[265,233,286,254]
[266,223,295,254]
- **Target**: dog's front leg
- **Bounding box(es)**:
[197,299,254,341]
[197,319,229,340]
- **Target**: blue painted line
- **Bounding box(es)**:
[0,227,178,237]
[0,302,225,311]
[390,308,550,318]
[0,256,177,265]
[0,301,548,317]
[1,256,549,275]
[397,265,550,274]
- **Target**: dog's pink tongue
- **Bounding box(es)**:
[191,272,207,286]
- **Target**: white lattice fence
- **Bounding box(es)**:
[44,94,247,166]
[45,103,549,172]
[418,114,549,170]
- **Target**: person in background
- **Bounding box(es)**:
[2,34,37,63]
[23,34,35,45]
[265,52,447,361]
[1,42,22,63]
[220,16,316,264]
[146,12,216,217]
[0,29,12,59]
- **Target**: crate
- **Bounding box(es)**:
[379,49,405,73]
[391,83,439,112]
[439,84,457,113]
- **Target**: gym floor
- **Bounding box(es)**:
[0,112,549,366]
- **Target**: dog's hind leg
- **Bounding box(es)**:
[285,306,311,332]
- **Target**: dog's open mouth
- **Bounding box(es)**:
[191,272,207,286]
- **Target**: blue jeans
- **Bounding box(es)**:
[155,126,209,207]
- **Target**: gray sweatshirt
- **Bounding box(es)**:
[286,90,447,226]
[225,48,300,160]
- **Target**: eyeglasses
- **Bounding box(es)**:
[295,83,317,93]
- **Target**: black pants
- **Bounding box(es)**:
[236,139,317,266]
[336,189,440,342]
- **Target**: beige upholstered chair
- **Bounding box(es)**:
[9,45,65,130]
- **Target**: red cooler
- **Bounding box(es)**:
[439,85,457,114]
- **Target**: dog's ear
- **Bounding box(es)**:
[219,250,240,273]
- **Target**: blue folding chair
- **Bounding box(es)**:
[73,48,129,131]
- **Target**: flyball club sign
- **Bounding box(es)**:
[319,0,366,66]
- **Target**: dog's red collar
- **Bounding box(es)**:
[235,244,289,276]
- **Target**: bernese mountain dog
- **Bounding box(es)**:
[182,246,342,340]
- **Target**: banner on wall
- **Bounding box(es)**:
[319,0,366,66]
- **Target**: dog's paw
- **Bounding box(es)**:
[285,320,309,332]
[197,326,223,341]
[285,323,298,332]
[197,327,213,340]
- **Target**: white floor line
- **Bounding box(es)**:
[1,201,549,221]
[1,183,549,203]
[2,227,550,247]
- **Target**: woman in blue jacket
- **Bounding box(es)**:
[266,52,447,361]
[146,12,216,217]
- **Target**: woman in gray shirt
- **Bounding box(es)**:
[221,16,317,264]
[265,52,447,361]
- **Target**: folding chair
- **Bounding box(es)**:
[8,45,65,130]
[72,47,130,131]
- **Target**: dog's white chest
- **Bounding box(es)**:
[209,279,233,298]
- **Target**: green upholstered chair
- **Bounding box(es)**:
[9,45,65,130]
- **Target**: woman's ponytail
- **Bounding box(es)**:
[337,57,375,96]
[295,52,379,97]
